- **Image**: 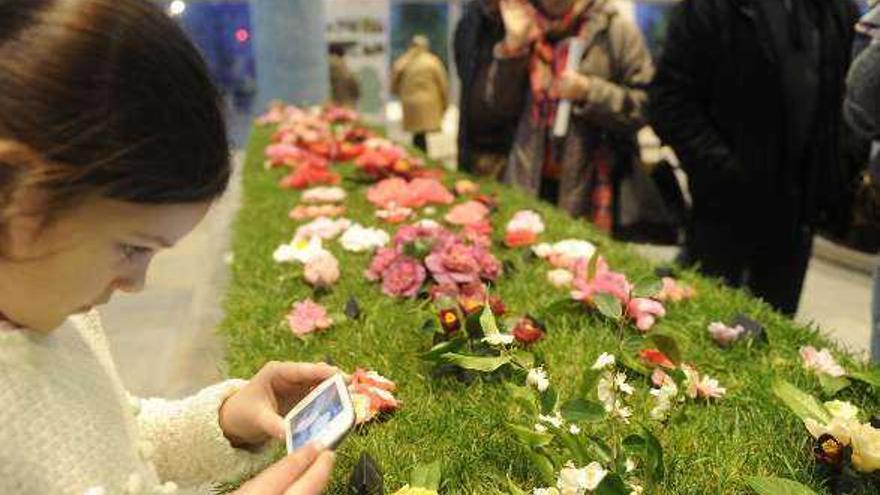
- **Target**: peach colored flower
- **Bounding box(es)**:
[547,269,574,288]
[444,200,490,226]
[303,251,340,288]
[286,299,333,336]
[301,186,347,204]
[289,204,346,220]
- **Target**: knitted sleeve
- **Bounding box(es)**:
[133,380,276,489]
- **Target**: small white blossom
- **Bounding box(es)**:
[592,352,616,370]
[482,333,515,346]
[569,424,581,435]
[538,412,565,429]
[527,367,551,392]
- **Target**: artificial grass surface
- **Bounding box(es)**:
[220,125,880,494]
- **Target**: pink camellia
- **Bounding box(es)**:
[349,368,401,424]
[627,298,666,331]
[286,299,333,336]
[707,322,745,347]
[800,346,846,378]
[407,178,455,208]
[366,177,454,209]
[472,245,502,281]
[651,368,674,387]
[289,204,346,220]
[364,247,400,282]
[303,251,340,288]
[571,256,633,304]
[444,200,490,226]
[381,257,427,298]
[656,277,697,303]
[425,243,482,286]
[462,221,494,248]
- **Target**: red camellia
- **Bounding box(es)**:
[513,317,545,345]
[639,348,676,369]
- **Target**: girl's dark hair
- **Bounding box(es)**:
[0,0,230,218]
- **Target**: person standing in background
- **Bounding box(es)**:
[476,0,654,232]
[454,0,521,178]
[329,41,360,109]
[649,0,859,316]
[845,2,880,361]
[391,35,449,153]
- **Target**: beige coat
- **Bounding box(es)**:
[480,0,654,220]
[392,47,449,133]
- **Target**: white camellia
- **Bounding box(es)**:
[339,224,390,253]
[851,423,880,473]
[804,416,860,446]
[582,462,608,490]
[556,465,588,495]
[592,352,616,370]
[272,236,328,264]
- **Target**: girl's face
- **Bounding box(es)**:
[0,197,211,332]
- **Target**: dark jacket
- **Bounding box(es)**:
[649,0,859,241]
[453,1,520,173]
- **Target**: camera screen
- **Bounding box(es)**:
[289,384,344,450]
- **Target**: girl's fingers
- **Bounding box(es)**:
[235,443,324,495]
[283,451,336,495]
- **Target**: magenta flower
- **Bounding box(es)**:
[286,299,333,336]
[425,244,482,286]
[364,247,400,282]
[571,256,633,304]
[626,297,666,332]
[381,256,426,298]
[472,245,502,281]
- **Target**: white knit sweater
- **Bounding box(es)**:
[0,310,275,495]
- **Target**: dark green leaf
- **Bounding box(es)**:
[584,436,614,464]
[528,452,557,486]
[648,333,683,365]
[580,369,602,400]
[594,293,623,320]
[560,398,607,423]
[818,373,851,396]
[633,278,663,299]
[643,428,665,481]
[410,460,442,491]
[508,424,554,448]
[420,317,438,334]
[419,338,466,361]
[595,473,628,495]
[441,353,511,372]
[619,338,650,376]
[540,387,558,415]
[772,380,832,423]
[745,476,819,495]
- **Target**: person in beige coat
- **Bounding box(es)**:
[392,35,450,152]
[476,0,654,235]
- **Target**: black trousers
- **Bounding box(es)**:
[684,220,814,316]
[413,133,427,152]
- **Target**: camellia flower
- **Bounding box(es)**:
[527,367,550,392]
[513,317,546,345]
[556,462,607,494]
[598,369,634,422]
[851,423,880,473]
[804,400,862,447]
[303,251,340,288]
[504,210,545,248]
[656,277,697,302]
[626,298,666,331]
[364,247,399,282]
[339,224,390,253]
[425,243,482,286]
[289,204,346,220]
[681,364,726,400]
[301,186,347,204]
[349,369,400,424]
[273,236,329,265]
[444,200,490,226]
[381,257,427,298]
[800,346,846,378]
[293,217,352,242]
[482,332,515,346]
[375,203,414,224]
[640,348,675,369]
[592,352,616,370]
[286,299,333,336]
[571,256,632,305]
[454,179,479,196]
[547,269,574,289]
[533,239,597,270]
[707,321,745,347]
[366,177,453,209]
[279,162,341,190]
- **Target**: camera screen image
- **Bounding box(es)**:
[289,384,344,450]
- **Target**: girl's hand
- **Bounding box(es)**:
[499,0,535,52]
[234,442,334,495]
[558,70,591,100]
[220,361,340,447]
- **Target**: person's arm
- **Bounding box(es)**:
[436,59,450,110]
[648,0,742,184]
[132,381,276,488]
[846,39,880,141]
[565,16,654,134]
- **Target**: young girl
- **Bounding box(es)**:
[0,1,336,493]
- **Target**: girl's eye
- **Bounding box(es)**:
[120,244,153,262]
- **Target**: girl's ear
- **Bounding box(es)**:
[0,141,52,259]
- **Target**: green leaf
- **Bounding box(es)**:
[772,380,831,423]
[555,430,589,464]
[619,337,650,376]
[480,304,500,336]
[849,368,880,388]
[560,398,607,423]
[528,451,557,486]
[410,460,442,491]
[584,436,614,464]
[580,369,602,400]
[508,424,554,447]
[441,353,511,372]
[505,476,528,495]
[510,350,535,369]
[818,373,851,396]
[648,333,683,365]
[643,428,665,481]
[594,293,623,320]
[745,476,819,495]
[633,278,663,299]
[419,338,466,361]
[540,387,559,415]
[506,383,539,415]
[595,473,628,495]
